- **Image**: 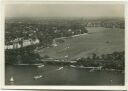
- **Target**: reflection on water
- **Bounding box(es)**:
[5,64,124,85]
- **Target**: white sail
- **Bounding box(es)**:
[10,76,14,82]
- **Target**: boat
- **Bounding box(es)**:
[70,65,76,68]
[33,75,42,80]
[10,76,14,82]
[90,68,95,72]
[57,67,63,70]
[37,64,45,68]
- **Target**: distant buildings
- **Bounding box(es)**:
[86,21,124,29]
[5,38,39,49]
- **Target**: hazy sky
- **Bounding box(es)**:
[5,4,124,18]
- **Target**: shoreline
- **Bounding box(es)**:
[54,33,88,40]
[6,63,124,72]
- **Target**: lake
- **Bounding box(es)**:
[5,64,124,85]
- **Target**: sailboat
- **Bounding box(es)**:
[10,76,14,82]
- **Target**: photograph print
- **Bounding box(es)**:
[5,2,125,85]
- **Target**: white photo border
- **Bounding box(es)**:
[0,1,127,90]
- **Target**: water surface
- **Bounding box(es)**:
[5,64,124,85]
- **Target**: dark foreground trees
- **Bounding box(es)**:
[76,51,125,70]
